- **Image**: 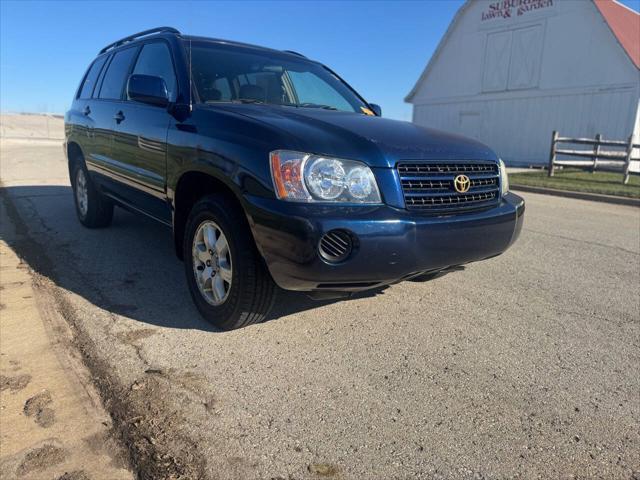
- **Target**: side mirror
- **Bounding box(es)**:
[369,103,382,117]
[127,74,169,108]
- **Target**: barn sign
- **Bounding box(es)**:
[481,0,553,21]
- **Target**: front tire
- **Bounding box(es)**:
[183,194,276,330]
[72,162,113,228]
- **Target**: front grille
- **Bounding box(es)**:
[397,162,500,213]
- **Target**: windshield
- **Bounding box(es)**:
[187,41,371,114]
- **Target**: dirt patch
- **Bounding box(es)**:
[2,186,204,479]
[0,373,31,392]
[23,389,55,427]
[57,471,91,480]
[84,431,110,455]
[48,288,206,479]
[34,407,55,427]
[119,375,207,479]
[116,328,157,344]
[82,430,130,471]
[308,463,340,477]
[16,444,66,476]
[24,390,52,415]
[168,369,210,396]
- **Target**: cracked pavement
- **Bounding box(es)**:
[1,133,639,479]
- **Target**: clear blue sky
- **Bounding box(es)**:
[1,0,638,121]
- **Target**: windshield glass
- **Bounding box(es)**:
[187,41,370,114]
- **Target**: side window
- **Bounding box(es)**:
[94,54,111,97]
[98,47,138,100]
[236,72,286,104]
[213,78,232,100]
[131,42,177,101]
[197,76,232,103]
[287,71,354,112]
[78,56,107,99]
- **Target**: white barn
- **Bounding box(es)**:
[406,0,640,168]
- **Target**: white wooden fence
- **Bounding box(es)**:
[548,131,639,184]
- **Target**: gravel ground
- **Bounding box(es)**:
[1,136,639,479]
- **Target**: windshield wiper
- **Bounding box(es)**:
[232,98,264,104]
[298,103,338,110]
[229,100,338,110]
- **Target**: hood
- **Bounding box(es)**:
[209,103,498,168]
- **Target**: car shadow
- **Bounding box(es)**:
[1,184,395,332]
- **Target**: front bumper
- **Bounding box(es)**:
[245,192,525,292]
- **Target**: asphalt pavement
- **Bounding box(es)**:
[1,137,639,479]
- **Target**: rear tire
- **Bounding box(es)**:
[183,194,276,330]
[71,162,113,228]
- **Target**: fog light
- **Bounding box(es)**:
[318,230,353,263]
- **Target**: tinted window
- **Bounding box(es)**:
[189,43,368,113]
[287,71,353,112]
[99,47,138,100]
[94,54,111,97]
[213,77,232,101]
[132,42,177,101]
[79,56,107,99]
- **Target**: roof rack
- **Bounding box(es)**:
[99,27,180,54]
[283,50,307,58]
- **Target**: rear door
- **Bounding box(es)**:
[72,54,110,167]
[109,41,177,224]
[85,46,139,191]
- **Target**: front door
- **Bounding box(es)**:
[110,41,178,224]
[110,102,172,223]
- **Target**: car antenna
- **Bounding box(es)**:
[189,38,193,112]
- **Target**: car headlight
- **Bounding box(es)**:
[499,159,509,195]
[270,150,382,204]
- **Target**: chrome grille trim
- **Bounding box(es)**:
[398,162,500,213]
[398,163,498,175]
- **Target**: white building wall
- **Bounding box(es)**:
[409,0,640,166]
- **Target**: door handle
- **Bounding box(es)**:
[83,105,91,116]
[114,111,125,124]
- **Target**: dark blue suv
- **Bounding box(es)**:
[65,27,524,330]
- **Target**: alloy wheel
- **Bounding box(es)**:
[75,168,89,217]
[192,220,233,306]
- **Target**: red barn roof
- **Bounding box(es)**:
[594,0,640,68]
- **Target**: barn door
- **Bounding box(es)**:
[508,25,543,90]
[482,31,512,92]
[482,25,543,92]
